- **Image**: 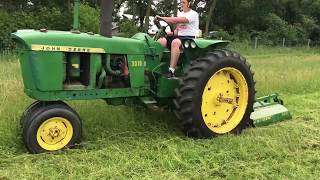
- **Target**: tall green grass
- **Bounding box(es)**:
[243,47,320,96]
[0,49,319,179]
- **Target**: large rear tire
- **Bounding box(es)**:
[174,49,255,138]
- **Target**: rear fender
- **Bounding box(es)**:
[194,39,230,50]
[180,39,230,64]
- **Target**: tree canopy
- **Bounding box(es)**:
[1,0,320,49]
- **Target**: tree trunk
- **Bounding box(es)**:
[144,0,152,32]
[67,0,71,14]
[205,0,218,37]
[173,0,178,16]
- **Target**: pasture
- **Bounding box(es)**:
[0,47,319,179]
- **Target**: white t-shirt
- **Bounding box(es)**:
[177,9,199,37]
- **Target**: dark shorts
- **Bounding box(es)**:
[166,36,195,50]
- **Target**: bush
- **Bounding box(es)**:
[259,13,298,44]
[79,4,100,33]
[297,15,320,40]
[118,19,139,38]
[0,4,103,50]
[35,7,71,30]
[0,10,13,49]
[0,10,26,49]
[230,25,252,42]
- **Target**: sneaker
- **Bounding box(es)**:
[167,71,178,79]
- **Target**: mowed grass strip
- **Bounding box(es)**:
[0,48,319,179]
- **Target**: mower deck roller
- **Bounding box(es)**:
[251,94,292,127]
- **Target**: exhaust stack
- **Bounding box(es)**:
[72,0,80,31]
[100,0,114,38]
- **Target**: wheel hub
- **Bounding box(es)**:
[49,127,61,138]
[216,93,234,104]
[37,117,73,151]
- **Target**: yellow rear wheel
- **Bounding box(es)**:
[201,68,248,134]
[174,49,255,137]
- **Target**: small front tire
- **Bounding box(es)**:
[22,103,81,153]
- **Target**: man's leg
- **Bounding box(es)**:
[158,37,167,48]
[170,38,182,70]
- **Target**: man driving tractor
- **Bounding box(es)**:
[156,0,199,79]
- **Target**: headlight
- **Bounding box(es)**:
[184,40,190,48]
[190,41,197,48]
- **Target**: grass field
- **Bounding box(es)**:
[0,47,320,179]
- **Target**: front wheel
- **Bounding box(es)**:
[22,102,81,153]
[174,49,255,138]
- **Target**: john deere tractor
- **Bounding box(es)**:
[12,0,291,153]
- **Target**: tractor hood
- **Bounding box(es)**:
[12,29,148,55]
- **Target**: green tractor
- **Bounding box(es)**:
[12,0,291,153]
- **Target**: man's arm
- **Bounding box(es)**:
[165,24,182,36]
[160,16,189,24]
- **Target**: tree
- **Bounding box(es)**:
[0,0,29,11]
[156,0,176,16]
[204,0,218,36]
[144,0,152,32]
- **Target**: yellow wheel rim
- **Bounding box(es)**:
[201,67,248,134]
[36,117,73,151]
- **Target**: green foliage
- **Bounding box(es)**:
[0,10,37,49]
[299,15,318,33]
[156,0,176,16]
[267,13,297,39]
[230,26,252,42]
[35,7,71,30]
[297,15,320,40]
[3,0,320,48]
[0,7,71,50]
[123,0,151,29]
[118,19,140,37]
[79,4,100,33]
[207,0,320,43]
[0,10,15,49]
[259,13,299,44]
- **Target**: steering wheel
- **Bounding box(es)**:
[153,17,175,41]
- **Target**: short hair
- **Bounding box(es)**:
[186,0,193,8]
